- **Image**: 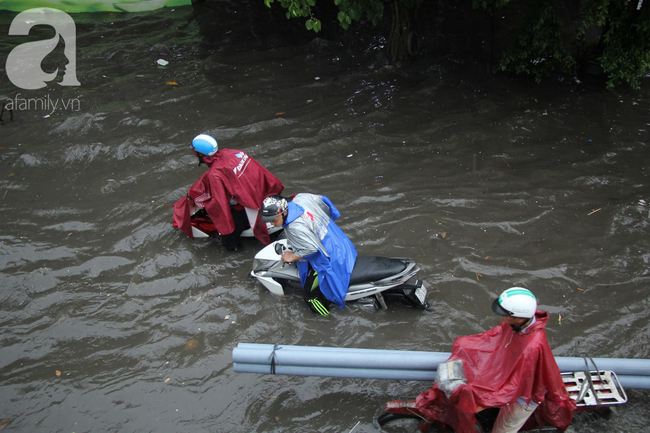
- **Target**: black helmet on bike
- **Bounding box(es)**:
[260,195,288,223]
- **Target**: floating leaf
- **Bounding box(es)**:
[275,112,285,116]
[55,370,61,377]
[441,232,448,239]
[183,338,199,351]
[166,81,179,86]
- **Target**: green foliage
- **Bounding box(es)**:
[264,0,321,31]
[264,0,650,89]
[264,0,421,33]
[580,0,650,89]
[496,0,575,83]
[480,0,649,88]
[472,0,512,12]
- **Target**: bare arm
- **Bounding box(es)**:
[281,251,303,263]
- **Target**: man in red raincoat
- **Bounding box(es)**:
[173,134,284,251]
[416,287,576,433]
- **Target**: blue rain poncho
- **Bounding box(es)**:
[283,193,357,309]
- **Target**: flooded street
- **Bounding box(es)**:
[1,2,650,432]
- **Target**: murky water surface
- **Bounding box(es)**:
[1,2,650,432]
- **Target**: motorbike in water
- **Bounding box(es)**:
[173,208,283,239]
[251,239,430,310]
[375,369,628,432]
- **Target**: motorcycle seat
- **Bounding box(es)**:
[349,256,408,285]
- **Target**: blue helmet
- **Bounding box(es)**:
[190,134,218,156]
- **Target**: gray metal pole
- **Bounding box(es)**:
[232,343,650,388]
[234,362,650,389]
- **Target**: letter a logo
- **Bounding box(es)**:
[6,8,81,90]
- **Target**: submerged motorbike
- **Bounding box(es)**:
[173,208,283,239]
[251,239,430,310]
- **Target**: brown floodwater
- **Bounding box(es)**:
[1,2,650,432]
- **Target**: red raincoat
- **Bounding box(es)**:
[416,311,576,433]
[173,149,283,245]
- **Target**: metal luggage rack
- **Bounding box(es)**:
[562,370,628,407]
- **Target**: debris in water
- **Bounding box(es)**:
[558,314,562,325]
[183,339,199,351]
[156,59,169,66]
[0,419,12,431]
[587,208,601,216]
[164,377,171,383]
[55,370,61,377]
[166,81,178,86]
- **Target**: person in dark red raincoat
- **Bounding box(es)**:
[173,134,284,251]
[416,287,576,433]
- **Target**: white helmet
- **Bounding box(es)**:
[492,287,537,319]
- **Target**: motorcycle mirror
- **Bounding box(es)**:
[274,243,285,256]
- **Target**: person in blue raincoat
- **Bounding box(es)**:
[260,193,357,316]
